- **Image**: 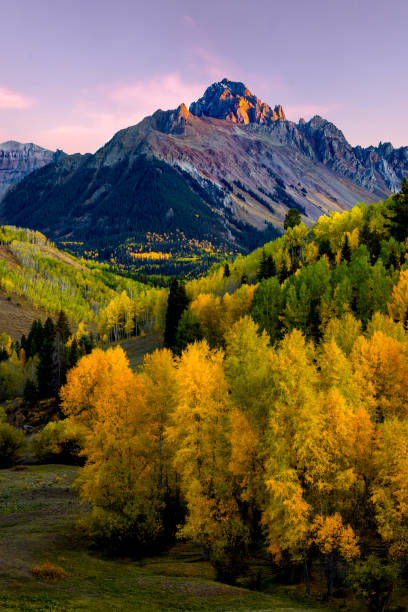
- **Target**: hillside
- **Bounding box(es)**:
[1,79,406,268]
[0,226,168,342]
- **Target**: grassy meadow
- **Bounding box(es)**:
[0,464,333,612]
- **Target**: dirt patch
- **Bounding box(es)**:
[0,290,50,340]
[36,245,87,271]
[0,245,22,270]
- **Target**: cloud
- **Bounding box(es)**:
[0,87,33,109]
[110,72,205,113]
[182,15,195,26]
[36,73,208,153]
[190,47,228,80]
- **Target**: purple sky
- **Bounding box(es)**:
[1,0,407,154]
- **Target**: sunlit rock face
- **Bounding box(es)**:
[1,79,407,253]
[0,141,61,199]
[189,78,286,125]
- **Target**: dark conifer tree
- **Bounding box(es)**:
[279,261,288,284]
[318,239,334,262]
[26,319,44,359]
[386,177,408,242]
[56,310,71,343]
[23,378,38,405]
[173,311,205,355]
[223,263,231,278]
[37,317,58,399]
[257,249,267,282]
[284,208,301,230]
[69,338,79,369]
[164,279,190,350]
[341,235,352,262]
[265,255,276,278]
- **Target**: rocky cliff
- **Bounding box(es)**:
[0,141,61,199]
[189,78,286,125]
[1,79,407,256]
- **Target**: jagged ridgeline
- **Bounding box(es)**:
[0,226,168,340]
[2,79,407,274]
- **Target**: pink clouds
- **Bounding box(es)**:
[110,72,205,113]
[33,73,209,153]
[0,87,33,109]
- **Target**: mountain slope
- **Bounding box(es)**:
[1,79,407,258]
[0,141,62,199]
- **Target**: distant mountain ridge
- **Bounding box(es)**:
[1,79,407,256]
[0,141,62,199]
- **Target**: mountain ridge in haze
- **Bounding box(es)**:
[0,141,63,199]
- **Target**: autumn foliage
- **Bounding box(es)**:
[50,182,408,602]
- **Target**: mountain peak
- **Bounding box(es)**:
[189,78,286,125]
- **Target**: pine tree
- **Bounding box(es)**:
[257,249,267,281]
[56,310,71,343]
[279,261,288,284]
[69,338,79,369]
[386,177,408,242]
[25,319,44,359]
[318,238,334,262]
[23,378,38,405]
[341,235,352,262]
[284,208,301,230]
[173,310,205,355]
[164,279,190,350]
[36,317,58,399]
[223,263,231,278]
[265,255,276,278]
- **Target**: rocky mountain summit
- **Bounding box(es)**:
[0,141,61,198]
[189,78,286,125]
[1,79,407,256]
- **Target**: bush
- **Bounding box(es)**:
[31,561,69,582]
[347,555,398,612]
[0,410,27,467]
[32,419,86,465]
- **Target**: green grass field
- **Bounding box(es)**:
[0,464,334,612]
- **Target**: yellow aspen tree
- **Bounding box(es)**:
[141,349,178,492]
[351,331,408,422]
[224,316,274,537]
[371,418,408,560]
[323,312,362,355]
[190,293,224,347]
[388,268,408,322]
[366,312,406,344]
[61,346,132,426]
[167,341,247,582]
[263,330,318,563]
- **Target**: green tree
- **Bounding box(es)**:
[341,234,352,262]
[36,317,60,399]
[56,310,71,343]
[385,177,408,242]
[251,277,282,342]
[174,310,205,355]
[284,208,301,230]
[164,279,190,350]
